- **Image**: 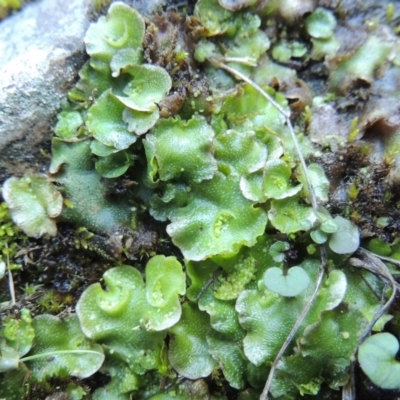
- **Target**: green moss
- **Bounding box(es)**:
[1,1,398,398]
[0,202,27,269]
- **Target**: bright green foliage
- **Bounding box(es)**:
[77,257,185,377]
[269,241,290,262]
[50,139,135,233]
[1,1,395,398]
[65,383,86,400]
[310,36,340,61]
[92,357,141,399]
[68,61,115,104]
[194,0,269,69]
[213,255,257,300]
[194,0,238,36]
[87,90,138,150]
[0,0,20,8]
[214,130,267,176]
[310,209,338,244]
[272,41,307,63]
[207,330,247,389]
[55,110,83,139]
[358,333,400,389]
[263,159,303,199]
[84,2,145,73]
[149,379,219,400]
[343,267,390,332]
[116,65,172,112]
[368,238,392,256]
[0,202,27,271]
[95,150,133,178]
[123,107,159,135]
[145,255,186,316]
[168,302,216,379]
[221,84,287,135]
[0,365,29,400]
[268,196,316,234]
[2,174,63,237]
[0,308,34,372]
[305,8,339,60]
[299,163,330,204]
[329,35,391,94]
[236,262,349,366]
[271,304,366,398]
[26,315,104,381]
[166,173,268,260]
[144,116,217,184]
[310,228,328,244]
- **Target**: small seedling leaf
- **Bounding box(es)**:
[264,266,310,297]
[359,333,400,389]
[269,241,290,262]
[328,216,359,254]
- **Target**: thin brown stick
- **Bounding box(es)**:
[342,248,397,400]
[349,248,397,345]
[260,264,325,400]
[6,243,16,305]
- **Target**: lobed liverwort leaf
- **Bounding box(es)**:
[84,2,145,73]
[26,315,104,381]
[166,172,268,261]
[144,115,217,184]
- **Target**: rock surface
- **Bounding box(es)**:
[0,0,165,182]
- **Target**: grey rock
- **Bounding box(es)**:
[0,0,94,181]
[0,0,165,182]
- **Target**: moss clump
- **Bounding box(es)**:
[3,1,400,399]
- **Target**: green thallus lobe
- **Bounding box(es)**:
[1,1,397,399]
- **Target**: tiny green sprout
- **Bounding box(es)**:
[38,290,63,313]
[347,182,359,201]
[384,191,392,202]
[269,241,290,262]
[21,283,43,296]
[361,145,371,156]
[350,210,361,222]
[175,51,189,62]
[376,216,390,228]
[348,117,360,143]
[307,243,317,255]
[303,105,312,125]
[383,144,400,167]
[387,3,395,23]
